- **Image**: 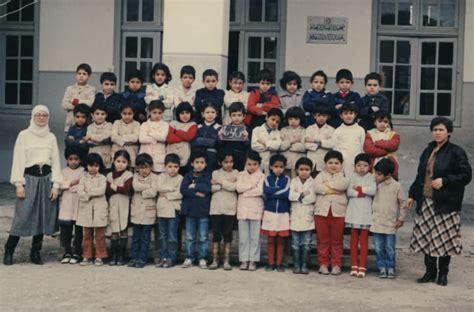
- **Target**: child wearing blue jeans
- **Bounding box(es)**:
[371,158,407,279]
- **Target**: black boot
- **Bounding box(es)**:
[117,237,128,266]
[292,248,301,274]
[301,248,310,275]
[4,235,19,265]
[109,239,119,266]
[30,235,44,265]
[416,254,437,283]
[437,256,450,286]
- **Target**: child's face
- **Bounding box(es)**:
[93,110,107,124]
[74,112,87,127]
[245,159,260,174]
[67,154,81,170]
[137,164,152,177]
[297,164,312,180]
[154,70,167,85]
[326,158,342,174]
[221,155,234,171]
[375,117,390,132]
[166,162,180,177]
[355,161,370,176]
[340,110,356,124]
[230,111,244,125]
[203,75,218,90]
[202,106,217,123]
[311,76,326,92]
[87,164,99,176]
[336,78,352,93]
[314,113,329,127]
[128,77,142,92]
[149,108,163,121]
[285,80,298,93]
[75,69,90,86]
[366,79,380,95]
[101,80,115,95]
[287,117,301,128]
[181,74,195,89]
[270,161,285,176]
[229,78,244,93]
[179,110,192,123]
[192,157,207,172]
[121,107,134,123]
[114,155,128,172]
[258,80,272,93]
[266,115,280,130]
[374,171,389,184]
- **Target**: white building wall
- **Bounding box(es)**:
[463,0,474,82]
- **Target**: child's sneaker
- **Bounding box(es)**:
[331,266,341,275]
[199,259,208,269]
[379,268,387,278]
[69,255,80,264]
[239,261,248,270]
[155,258,166,268]
[319,265,330,275]
[357,267,366,278]
[265,265,275,272]
[182,258,193,268]
[127,259,137,267]
[208,259,219,270]
[80,258,93,266]
[387,268,396,279]
[60,254,72,264]
[276,265,285,273]
[164,259,174,268]
[350,266,358,277]
[94,258,104,266]
[135,260,146,269]
[248,261,257,271]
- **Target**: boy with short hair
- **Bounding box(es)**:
[62,63,96,132]
[180,151,212,269]
[251,108,283,173]
[371,158,407,279]
[194,69,225,124]
[84,103,113,169]
[332,69,362,128]
[65,104,90,163]
[122,69,147,123]
[93,72,125,124]
[174,65,197,106]
[360,72,389,130]
[245,69,279,129]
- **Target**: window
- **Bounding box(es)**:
[375,0,462,120]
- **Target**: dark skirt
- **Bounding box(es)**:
[409,198,462,257]
[9,174,58,237]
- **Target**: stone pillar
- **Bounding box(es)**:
[162,0,230,89]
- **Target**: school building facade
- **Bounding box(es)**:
[0,0,473,199]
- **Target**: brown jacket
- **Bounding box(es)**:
[76,173,109,227]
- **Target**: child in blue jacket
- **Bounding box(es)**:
[332,69,362,128]
[122,69,147,123]
[93,72,125,124]
[65,104,90,164]
[302,70,335,127]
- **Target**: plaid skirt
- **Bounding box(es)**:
[409,198,462,257]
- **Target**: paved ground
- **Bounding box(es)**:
[1,183,474,311]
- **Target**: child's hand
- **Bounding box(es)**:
[67,135,75,141]
[196,192,205,198]
[70,179,80,186]
[189,183,196,189]
[371,106,380,112]
[405,198,414,209]
[82,135,91,142]
[353,185,360,191]
[335,104,343,110]
[395,219,404,228]
[79,139,86,144]
[110,183,117,191]
[242,130,249,139]
[211,179,220,185]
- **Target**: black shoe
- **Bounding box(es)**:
[437,274,448,286]
[416,271,437,283]
[438,256,450,286]
[265,265,275,272]
[127,259,137,268]
[276,265,285,272]
[30,249,43,265]
[135,260,146,269]
[3,248,14,265]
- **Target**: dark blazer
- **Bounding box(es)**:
[409,140,472,214]
[180,171,212,218]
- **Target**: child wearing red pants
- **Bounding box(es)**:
[345,153,376,277]
[313,150,350,275]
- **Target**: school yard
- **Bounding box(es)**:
[0,183,473,312]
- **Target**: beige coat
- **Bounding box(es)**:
[251,124,282,173]
[289,176,316,231]
[139,120,169,172]
[210,168,239,216]
[174,85,196,107]
[131,172,159,225]
[304,123,335,171]
[111,120,140,167]
[223,89,249,125]
[313,170,350,217]
[236,170,265,220]
[145,83,175,122]
[370,177,407,234]
[76,173,108,227]
[87,122,113,168]
[106,171,133,233]
[62,83,96,131]
[280,126,306,170]
[59,167,86,222]
[156,173,183,218]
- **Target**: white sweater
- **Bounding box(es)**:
[326,123,365,175]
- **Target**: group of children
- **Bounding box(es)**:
[58,62,407,279]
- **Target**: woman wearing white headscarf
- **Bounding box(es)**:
[3,105,62,265]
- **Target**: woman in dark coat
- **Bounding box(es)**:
[407,117,472,286]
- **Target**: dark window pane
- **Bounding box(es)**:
[439,2,455,27]
[420,93,434,115]
[438,42,453,65]
[21,35,34,57]
[247,62,260,83]
[140,62,152,83]
[395,65,410,89]
[420,68,435,89]
[20,83,32,105]
[394,90,410,115]
[230,0,236,21]
[6,0,20,21]
[438,68,452,90]
[421,42,436,64]
[227,31,240,77]
[381,2,396,25]
[125,37,138,58]
[263,62,276,82]
[249,0,263,22]
[398,1,413,25]
[263,37,277,59]
[396,41,410,64]
[248,37,261,58]
[437,93,451,116]
[127,0,139,22]
[6,60,18,80]
[383,91,393,113]
[380,40,394,63]
[142,0,154,21]
[380,65,393,88]
[21,0,35,21]
[141,37,153,58]
[6,36,19,57]
[423,2,438,26]
[20,59,33,81]
[265,0,278,22]
[5,83,18,104]
[125,61,137,82]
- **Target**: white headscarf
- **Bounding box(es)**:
[28,104,50,137]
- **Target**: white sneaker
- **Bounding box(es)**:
[199,259,208,269]
[182,258,193,268]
